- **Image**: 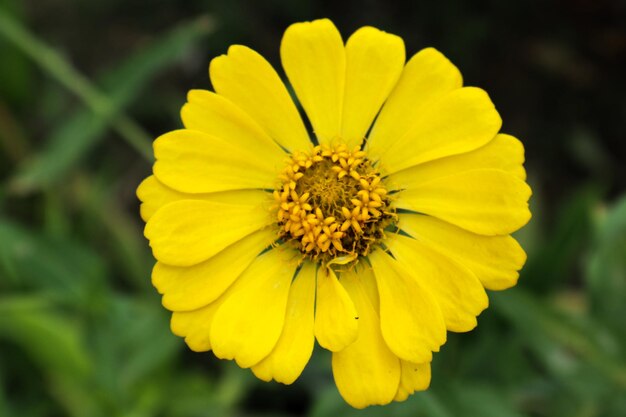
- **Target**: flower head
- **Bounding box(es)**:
[138,18,531,408]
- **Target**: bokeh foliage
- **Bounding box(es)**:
[1,0,625,416]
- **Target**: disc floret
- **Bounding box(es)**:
[273,144,395,264]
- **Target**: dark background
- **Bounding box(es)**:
[1,0,625,416]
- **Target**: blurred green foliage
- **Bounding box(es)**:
[1,0,625,416]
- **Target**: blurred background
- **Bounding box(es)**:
[1,0,625,416]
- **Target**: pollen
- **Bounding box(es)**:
[273,144,396,264]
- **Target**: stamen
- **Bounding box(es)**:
[272,144,396,265]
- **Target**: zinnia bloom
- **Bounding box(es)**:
[138,18,531,408]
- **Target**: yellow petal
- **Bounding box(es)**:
[314,268,358,352]
[137,176,168,222]
[367,47,462,158]
[171,299,224,352]
[394,362,431,402]
[170,246,278,352]
[171,309,196,339]
[386,233,489,332]
[281,18,344,145]
[340,26,405,149]
[137,175,271,222]
[153,129,281,193]
[398,214,526,290]
[387,134,526,191]
[181,89,289,159]
[394,169,532,235]
[251,261,316,384]
[372,87,502,174]
[332,268,400,409]
[153,228,276,311]
[208,46,311,152]
[369,250,446,363]
[210,247,299,368]
[357,263,380,311]
[144,195,272,266]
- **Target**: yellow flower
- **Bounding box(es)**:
[137,18,531,408]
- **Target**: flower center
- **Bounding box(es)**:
[273,144,396,265]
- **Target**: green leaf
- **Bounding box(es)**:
[87,296,179,411]
[0,218,105,303]
[46,373,103,417]
[0,296,91,378]
[521,187,599,291]
[0,2,33,105]
[159,373,219,417]
[447,384,528,417]
[492,289,626,390]
[74,173,153,288]
[586,196,626,337]
[309,388,454,417]
[5,15,215,193]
